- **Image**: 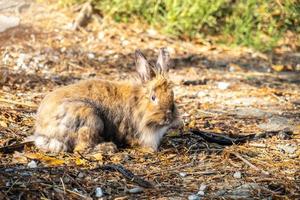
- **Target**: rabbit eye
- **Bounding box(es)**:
[151,94,158,104]
[151,95,156,101]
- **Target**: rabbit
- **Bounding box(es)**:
[29,48,180,153]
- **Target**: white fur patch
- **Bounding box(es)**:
[139,126,169,151]
[34,135,67,153]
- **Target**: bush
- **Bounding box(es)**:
[59,0,300,51]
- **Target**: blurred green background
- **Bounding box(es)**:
[59,0,300,51]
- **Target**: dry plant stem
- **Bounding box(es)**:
[232,152,270,175]
[0,98,37,108]
[60,177,66,194]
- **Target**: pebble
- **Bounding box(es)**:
[95,187,104,198]
[258,116,291,131]
[199,184,207,191]
[146,28,158,36]
[27,160,37,168]
[87,53,95,60]
[179,172,187,177]
[128,187,143,194]
[197,191,205,196]
[188,194,200,200]
[277,144,297,154]
[217,82,230,90]
[233,171,242,179]
[77,172,85,178]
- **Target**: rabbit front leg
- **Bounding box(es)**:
[66,102,105,153]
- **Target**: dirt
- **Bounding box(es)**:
[0,1,299,199]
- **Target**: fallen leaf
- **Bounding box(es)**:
[25,152,65,166]
[12,151,28,164]
[0,120,8,128]
[91,152,103,161]
[272,65,285,72]
[75,157,87,166]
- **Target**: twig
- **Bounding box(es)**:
[60,177,66,194]
[5,178,20,195]
[249,143,267,148]
[92,164,153,188]
[65,188,88,198]
[0,98,37,108]
[232,152,270,175]
[0,141,34,154]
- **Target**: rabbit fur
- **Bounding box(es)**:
[29,48,180,153]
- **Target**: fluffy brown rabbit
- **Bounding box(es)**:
[30,48,180,153]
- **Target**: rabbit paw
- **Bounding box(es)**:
[93,142,118,154]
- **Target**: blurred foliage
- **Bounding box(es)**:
[59,0,300,51]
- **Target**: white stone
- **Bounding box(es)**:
[199,183,207,191]
[128,187,143,194]
[233,171,242,179]
[179,172,187,177]
[217,82,230,90]
[87,53,95,60]
[77,172,85,178]
[27,160,37,168]
[95,187,104,197]
[188,194,200,200]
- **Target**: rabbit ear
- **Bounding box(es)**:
[135,50,155,82]
[156,48,170,73]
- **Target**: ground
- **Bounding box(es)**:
[0,1,300,199]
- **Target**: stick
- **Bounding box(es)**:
[0,98,37,108]
[232,152,270,175]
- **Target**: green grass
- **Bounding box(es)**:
[59,0,300,51]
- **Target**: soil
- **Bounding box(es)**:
[0,1,299,199]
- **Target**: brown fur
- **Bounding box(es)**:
[30,48,180,153]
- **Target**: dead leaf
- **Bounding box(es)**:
[0,120,8,128]
[12,151,28,164]
[75,157,87,166]
[25,152,65,166]
[91,152,103,161]
[272,65,285,72]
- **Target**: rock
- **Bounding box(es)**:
[27,160,37,168]
[0,15,20,32]
[277,144,297,154]
[217,82,230,90]
[128,187,143,194]
[77,172,85,178]
[233,171,242,179]
[197,191,205,196]
[258,116,291,131]
[232,108,267,118]
[98,32,105,41]
[147,28,158,37]
[95,187,104,198]
[87,53,95,60]
[231,183,260,196]
[199,184,207,191]
[188,194,200,200]
[179,172,187,177]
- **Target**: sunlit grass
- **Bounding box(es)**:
[59,0,300,51]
